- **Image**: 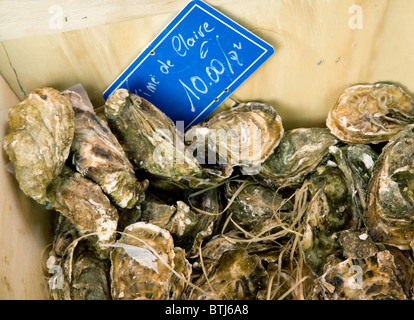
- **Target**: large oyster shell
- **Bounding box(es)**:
[364,124,414,251]
[110,222,190,300]
[254,127,338,188]
[46,166,119,259]
[3,87,75,204]
[104,89,206,190]
[327,83,414,144]
[311,251,407,300]
[185,102,283,174]
[62,90,148,209]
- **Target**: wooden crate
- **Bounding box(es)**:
[1,0,413,299]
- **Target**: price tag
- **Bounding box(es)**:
[103,0,274,130]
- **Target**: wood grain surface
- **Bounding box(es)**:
[1,0,413,130]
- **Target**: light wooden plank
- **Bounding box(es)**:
[0,0,249,41]
[0,75,54,299]
[1,0,413,131]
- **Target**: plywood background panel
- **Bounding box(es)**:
[1,0,413,130]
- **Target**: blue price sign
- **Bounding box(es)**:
[103,0,274,130]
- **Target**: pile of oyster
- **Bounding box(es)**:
[3,83,414,300]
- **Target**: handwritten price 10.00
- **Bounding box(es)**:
[179,35,243,112]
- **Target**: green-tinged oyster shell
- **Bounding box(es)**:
[329,144,378,214]
[185,102,283,174]
[364,124,414,251]
[311,251,407,300]
[3,87,75,204]
[105,89,222,190]
[62,90,148,209]
[187,249,268,300]
[327,83,414,144]
[48,242,111,300]
[301,143,378,275]
[110,222,190,300]
[46,166,118,259]
[255,128,339,188]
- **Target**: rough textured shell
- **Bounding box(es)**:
[110,222,179,300]
[104,89,203,189]
[188,249,268,300]
[311,251,407,300]
[327,83,414,144]
[301,165,358,275]
[3,87,75,204]
[337,229,378,259]
[364,124,414,251]
[63,90,148,209]
[255,128,338,188]
[46,166,119,259]
[302,143,378,275]
[185,102,284,172]
[49,242,111,300]
[226,181,292,234]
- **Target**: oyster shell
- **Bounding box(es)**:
[301,165,358,275]
[187,249,268,300]
[3,87,75,204]
[62,90,148,209]
[301,143,378,275]
[141,200,198,248]
[327,83,414,144]
[46,166,118,259]
[48,242,111,300]
[255,128,339,188]
[225,181,292,235]
[104,89,210,190]
[337,229,378,260]
[364,124,414,251]
[52,213,80,257]
[110,222,190,300]
[311,251,407,300]
[185,102,283,174]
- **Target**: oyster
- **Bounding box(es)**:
[48,242,111,300]
[255,128,339,188]
[301,165,358,275]
[311,251,407,300]
[364,124,414,251]
[225,181,292,235]
[187,249,268,300]
[185,102,283,174]
[110,222,190,300]
[46,166,118,259]
[141,200,198,248]
[169,247,192,300]
[104,89,210,190]
[327,83,414,144]
[301,143,378,275]
[52,213,81,257]
[3,87,75,204]
[62,90,148,209]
